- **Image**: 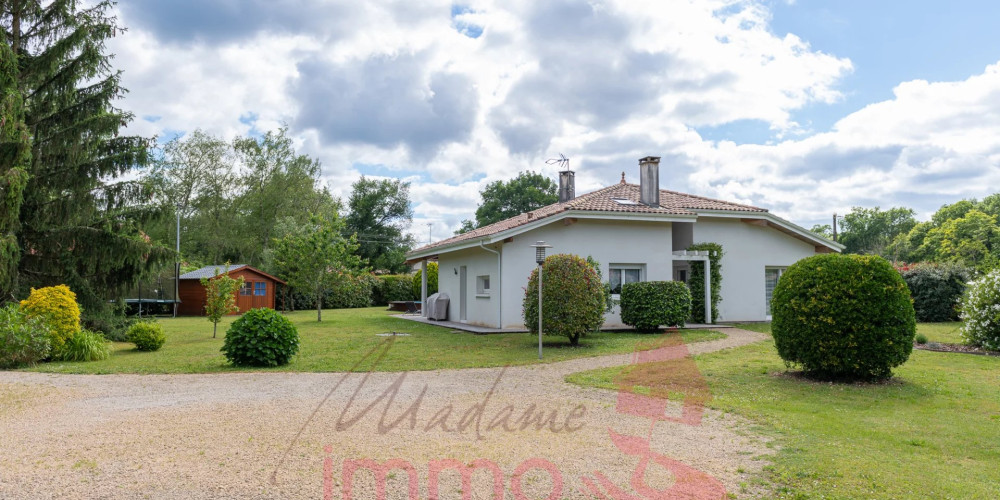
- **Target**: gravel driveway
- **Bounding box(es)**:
[0,328,771,499]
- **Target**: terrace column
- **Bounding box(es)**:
[421,260,428,317]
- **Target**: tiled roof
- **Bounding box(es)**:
[179,264,248,280]
[410,182,767,255]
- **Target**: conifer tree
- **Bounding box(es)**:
[0,26,30,299]
[2,1,170,312]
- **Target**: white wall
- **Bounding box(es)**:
[437,247,500,327]
[498,219,673,328]
[693,218,818,321]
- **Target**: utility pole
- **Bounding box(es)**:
[427,223,432,245]
[832,213,838,242]
[174,209,180,318]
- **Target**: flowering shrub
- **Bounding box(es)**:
[523,254,605,345]
[959,269,1000,350]
[772,254,916,381]
[19,285,81,351]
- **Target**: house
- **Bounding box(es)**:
[177,264,286,316]
[405,156,843,328]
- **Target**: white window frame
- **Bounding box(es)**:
[609,264,646,296]
[476,274,491,297]
[765,267,787,319]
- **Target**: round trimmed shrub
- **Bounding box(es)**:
[19,285,81,352]
[772,254,916,381]
[620,281,692,331]
[898,262,970,322]
[222,308,300,367]
[523,254,605,346]
[126,322,166,352]
[0,304,53,368]
[959,269,1000,350]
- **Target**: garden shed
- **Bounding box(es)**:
[177,265,286,316]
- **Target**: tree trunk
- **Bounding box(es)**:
[317,294,322,322]
[213,321,217,338]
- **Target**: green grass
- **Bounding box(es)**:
[914,322,965,344]
[567,322,1000,499]
[24,307,724,374]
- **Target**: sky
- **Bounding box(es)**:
[107,0,1000,243]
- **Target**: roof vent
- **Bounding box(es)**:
[638,156,660,207]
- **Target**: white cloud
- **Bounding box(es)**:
[107,0,999,241]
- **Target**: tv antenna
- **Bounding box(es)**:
[545,153,570,171]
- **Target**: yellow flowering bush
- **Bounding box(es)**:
[19,285,81,351]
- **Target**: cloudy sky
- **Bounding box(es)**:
[109,0,1000,242]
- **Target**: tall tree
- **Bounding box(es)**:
[465,171,558,232]
[0,25,30,299]
[344,176,415,273]
[233,127,324,264]
[4,0,170,312]
[838,206,917,257]
[272,213,362,321]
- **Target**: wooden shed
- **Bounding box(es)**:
[177,265,286,316]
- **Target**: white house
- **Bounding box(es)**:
[406,156,843,328]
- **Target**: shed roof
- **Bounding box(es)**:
[179,264,286,284]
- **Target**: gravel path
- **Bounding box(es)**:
[0,328,771,499]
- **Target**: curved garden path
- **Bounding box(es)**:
[0,328,770,499]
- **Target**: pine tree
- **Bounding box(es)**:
[2,1,170,312]
[0,25,30,299]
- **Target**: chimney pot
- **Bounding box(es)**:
[638,156,661,207]
[558,170,575,203]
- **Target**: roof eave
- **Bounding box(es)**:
[693,209,845,251]
[405,210,697,260]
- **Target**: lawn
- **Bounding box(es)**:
[25,307,724,374]
[566,322,1000,499]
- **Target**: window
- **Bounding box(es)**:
[240,282,252,296]
[476,275,491,296]
[609,264,644,294]
[611,197,640,206]
[765,267,786,316]
[254,282,266,296]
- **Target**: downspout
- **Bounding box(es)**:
[480,241,502,328]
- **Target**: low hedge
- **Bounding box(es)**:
[620,281,692,331]
[372,274,415,305]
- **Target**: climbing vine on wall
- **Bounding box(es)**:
[687,242,723,323]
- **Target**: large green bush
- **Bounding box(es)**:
[289,272,375,310]
[222,308,300,367]
[898,262,970,322]
[0,304,53,368]
[772,254,916,381]
[523,254,605,345]
[959,269,1000,350]
[55,329,112,362]
[687,243,723,323]
[372,274,416,305]
[620,281,692,331]
[411,262,439,299]
[126,322,166,352]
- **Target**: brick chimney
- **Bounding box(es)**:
[638,156,660,207]
[558,170,575,203]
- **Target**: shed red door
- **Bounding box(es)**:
[237,280,271,311]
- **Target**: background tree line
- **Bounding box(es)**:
[812,194,1000,272]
